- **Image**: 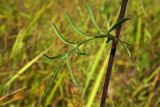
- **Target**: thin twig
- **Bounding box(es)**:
[100,0,128,107]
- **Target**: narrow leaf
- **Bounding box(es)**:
[41,63,63,106]
[43,53,66,62]
[86,4,103,33]
[78,37,94,46]
[52,23,76,45]
[110,34,130,46]
[66,58,80,87]
[106,37,111,43]
[118,39,131,58]
[76,46,89,55]
[107,18,130,34]
[109,34,131,58]
[64,12,90,38]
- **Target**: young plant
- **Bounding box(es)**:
[41,1,130,106]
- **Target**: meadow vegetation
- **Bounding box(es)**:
[0,0,160,107]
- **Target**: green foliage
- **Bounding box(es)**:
[41,63,63,106]
[41,3,130,106]
[107,18,130,35]
[86,4,103,33]
[64,12,91,38]
[52,23,77,45]
[2,0,159,107]
[66,58,80,86]
[43,53,67,62]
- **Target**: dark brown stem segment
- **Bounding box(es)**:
[100,0,128,107]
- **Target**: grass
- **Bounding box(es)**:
[0,0,160,107]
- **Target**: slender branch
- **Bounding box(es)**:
[100,0,128,107]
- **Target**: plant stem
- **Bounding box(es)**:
[100,0,128,107]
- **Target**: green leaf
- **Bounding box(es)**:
[105,34,114,43]
[66,58,80,87]
[109,34,131,58]
[118,39,131,58]
[41,63,63,106]
[107,18,130,34]
[78,37,94,46]
[106,37,111,43]
[64,12,91,38]
[76,46,89,55]
[52,23,77,45]
[109,34,130,45]
[108,34,131,58]
[86,4,103,33]
[43,53,66,62]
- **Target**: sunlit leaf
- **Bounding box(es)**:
[64,12,91,38]
[86,4,103,33]
[41,63,63,106]
[107,18,130,34]
[66,58,80,87]
[52,23,77,45]
[43,53,66,62]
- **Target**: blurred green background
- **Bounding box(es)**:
[0,0,160,107]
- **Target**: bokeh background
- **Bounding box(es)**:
[0,0,160,107]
